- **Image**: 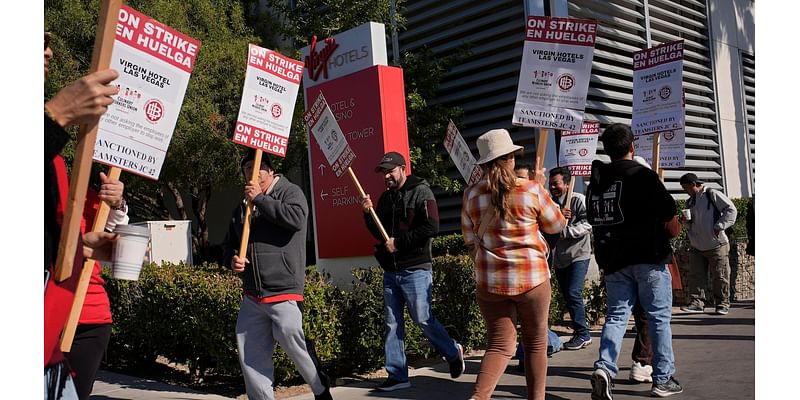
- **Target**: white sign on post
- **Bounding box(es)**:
[512,16,597,132]
[443,120,483,185]
[95,5,201,179]
[633,125,686,168]
[558,121,600,176]
[631,40,684,136]
[232,44,304,157]
[303,93,356,177]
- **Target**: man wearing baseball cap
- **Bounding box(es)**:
[361,151,465,392]
[678,173,738,315]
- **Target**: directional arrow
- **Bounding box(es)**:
[318,164,326,176]
[320,190,328,201]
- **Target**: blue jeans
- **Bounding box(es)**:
[554,259,591,339]
[594,264,675,385]
[384,269,459,381]
[515,328,562,359]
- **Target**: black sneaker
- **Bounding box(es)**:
[376,378,411,392]
[315,371,333,400]
[715,305,729,315]
[651,377,683,397]
[563,335,592,350]
[590,368,613,400]
[449,343,465,379]
[679,303,704,313]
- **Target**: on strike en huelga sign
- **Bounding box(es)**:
[631,40,684,136]
[633,125,686,168]
[303,92,356,177]
[444,120,482,185]
[558,120,600,176]
[513,16,597,132]
[233,44,304,157]
[95,5,201,179]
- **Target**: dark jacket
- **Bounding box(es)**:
[223,175,308,298]
[364,175,439,272]
[586,159,676,275]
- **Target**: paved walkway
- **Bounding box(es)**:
[93,301,754,399]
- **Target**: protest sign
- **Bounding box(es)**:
[303,92,388,241]
[304,92,356,177]
[633,125,686,168]
[558,120,600,176]
[94,4,201,179]
[512,16,597,132]
[233,44,304,156]
[444,120,482,185]
[631,40,684,136]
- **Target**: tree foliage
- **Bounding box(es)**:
[45,0,261,260]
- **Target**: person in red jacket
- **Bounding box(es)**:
[54,155,129,400]
[44,30,120,399]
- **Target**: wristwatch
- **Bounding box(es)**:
[111,199,127,212]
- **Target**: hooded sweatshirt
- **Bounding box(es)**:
[586,159,676,275]
[364,175,439,272]
[685,185,737,251]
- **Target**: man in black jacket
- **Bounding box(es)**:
[223,149,332,400]
[586,124,682,399]
[361,151,465,391]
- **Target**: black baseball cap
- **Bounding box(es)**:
[375,151,406,172]
[679,173,703,185]
[240,148,274,172]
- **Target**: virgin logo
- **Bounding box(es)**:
[305,36,339,81]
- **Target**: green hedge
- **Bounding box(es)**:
[105,256,488,384]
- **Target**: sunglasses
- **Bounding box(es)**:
[45,32,52,50]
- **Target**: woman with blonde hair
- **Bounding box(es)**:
[461,129,566,400]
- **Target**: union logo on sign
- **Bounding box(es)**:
[557,73,575,92]
[579,148,588,157]
[664,130,675,141]
[659,85,671,100]
[144,99,164,123]
[271,103,282,119]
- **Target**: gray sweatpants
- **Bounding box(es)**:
[236,296,324,400]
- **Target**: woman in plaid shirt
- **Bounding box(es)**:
[462,129,566,400]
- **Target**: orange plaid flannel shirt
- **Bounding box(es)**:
[461,178,566,296]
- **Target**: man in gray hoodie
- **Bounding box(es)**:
[223,149,332,400]
[678,173,738,315]
[548,167,593,350]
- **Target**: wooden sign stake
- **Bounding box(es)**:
[347,167,390,242]
[238,150,264,260]
[60,167,121,352]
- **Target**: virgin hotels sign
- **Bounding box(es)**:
[300,22,388,88]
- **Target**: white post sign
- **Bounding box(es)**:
[95,4,201,179]
[631,40,684,136]
[444,120,482,185]
[303,92,356,177]
[233,44,304,157]
[633,126,686,168]
[558,120,599,176]
[513,16,597,132]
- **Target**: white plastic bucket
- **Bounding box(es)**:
[112,224,150,281]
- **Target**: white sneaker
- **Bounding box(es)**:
[629,361,653,383]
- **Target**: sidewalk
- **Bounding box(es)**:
[93,301,754,399]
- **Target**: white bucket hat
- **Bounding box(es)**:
[476,129,523,165]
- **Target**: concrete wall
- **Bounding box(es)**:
[708,0,755,197]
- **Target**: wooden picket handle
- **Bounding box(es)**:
[563,179,576,212]
[54,0,121,282]
[60,167,122,352]
[238,150,264,260]
[652,132,662,179]
[536,128,549,172]
[347,166,390,242]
